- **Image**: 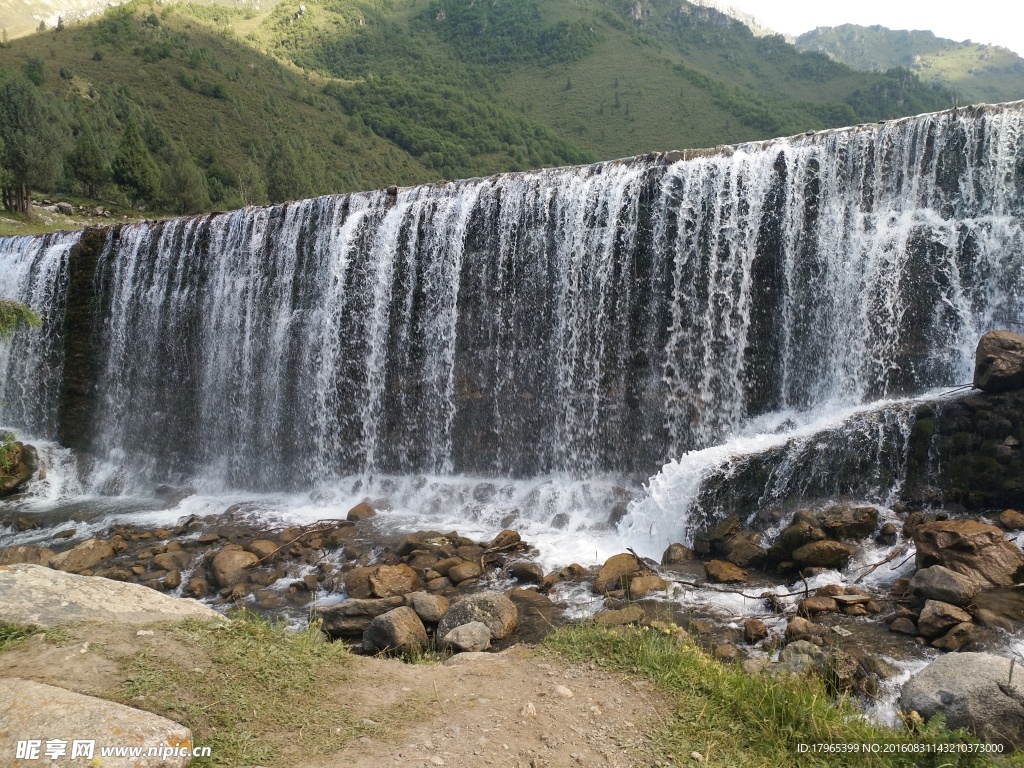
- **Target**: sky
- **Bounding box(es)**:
[719,1,1024,57]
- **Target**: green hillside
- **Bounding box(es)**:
[0,0,961,220]
[796,24,1024,106]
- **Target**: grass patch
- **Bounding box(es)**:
[0,621,42,652]
[112,611,426,767]
[545,623,1015,767]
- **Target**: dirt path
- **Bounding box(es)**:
[0,624,667,768]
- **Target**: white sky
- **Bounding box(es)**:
[721,1,1024,57]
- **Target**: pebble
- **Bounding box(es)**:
[554,685,574,698]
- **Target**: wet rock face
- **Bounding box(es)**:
[901,652,1024,749]
[0,441,38,497]
[974,330,1024,393]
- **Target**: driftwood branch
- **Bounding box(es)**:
[254,519,352,564]
[853,543,911,584]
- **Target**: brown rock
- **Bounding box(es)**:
[918,600,973,640]
[708,513,742,553]
[726,539,767,569]
[344,566,375,599]
[406,591,450,623]
[931,622,978,652]
[152,550,192,572]
[785,616,826,642]
[791,540,855,569]
[743,618,769,644]
[705,559,747,584]
[909,566,981,607]
[447,560,483,584]
[661,543,695,565]
[714,643,739,662]
[489,529,522,550]
[316,596,406,636]
[211,547,259,587]
[433,557,464,576]
[346,501,377,521]
[594,605,644,626]
[425,576,452,592]
[629,574,668,598]
[362,606,428,655]
[890,617,919,635]
[0,544,54,566]
[799,596,840,616]
[509,561,544,584]
[164,570,182,590]
[913,519,1024,587]
[245,540,279,560]
[973,330,1024,392]
[817,504,879,540]
[49,539,115,573]
[593,553,642,594]
[185,577,210,597]
[999,509,1024,531]
[370,563,421,598]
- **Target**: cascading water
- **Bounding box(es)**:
[1,102,1024,553]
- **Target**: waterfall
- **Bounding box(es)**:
[1,103,1023,504]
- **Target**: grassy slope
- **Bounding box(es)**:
[796,25,1024,106]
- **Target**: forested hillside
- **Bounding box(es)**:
[0,0,959,220]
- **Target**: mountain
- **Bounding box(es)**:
[796,24,1024,106]
[0,0,960,220]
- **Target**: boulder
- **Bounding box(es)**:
[185,577,210,598]
[369,563,421,597]
[909,565,981,607]
[913,519,1024,587]
[0,564,222,627]
[244,540,279,561]
[0,441,37,496]
[917,600,973,640]
[791,540,855,569]
[704,559,747,584]
[443,621,492,652]
[509,561,544,584]
[743,618,769,644]
[770,519,826,561]
[152,550,192,572]
[210,546,259,587]
[799,596,839,616]
[931,622,979,652]
[708,513,742,553]
[0,544,54,566]
[346,501,377,521]
[629,574,668,598]
[889,617,919,635]
[785,616,827,642]
[726,539,767,569]
[817,504,879,540]
[489,529,521,550]
[315,596,406,636]
[362,606,428,655]
[49,538,116,573]
[661,543,695,565]
[592,553,642,594]
[593,604,644,626]
[0,678,193,767]
[436,593,519,641]
[406,591,450,623]
[344,566,375,599]
[901,652,1024,748]
[776,640,827,676]
[447,560,483,584]
[973,330,1024,393]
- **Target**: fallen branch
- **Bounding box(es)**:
[854,543,911,584]
[254,520,352,564]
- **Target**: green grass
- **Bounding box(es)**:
[111,611,426,767]
[545,623,1017,768]
[0,621,72,651]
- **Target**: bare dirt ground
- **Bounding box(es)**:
[0,623,668,768]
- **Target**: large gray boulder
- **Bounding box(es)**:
[901,652,1024,749]
[0,563,222,627]
[361,606,428,655]
[314,596,405,636]
[49,538,115,574]
[0,678,193,767]
[974,330,1024,393]
[909,565,980,607]
[436,593,519,641]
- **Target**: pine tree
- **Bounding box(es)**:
[160,143,210,213]
[265,136,315,204]
[0,77,61,213]
[111,113,159,208]
[67,122,110,198]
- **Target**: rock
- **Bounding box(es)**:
[776,640,827,676]
[436,593,519,641]
[917,600,973,639]
[743,618,769,644]
[443,621,492,652]
[447,560,483,584]
[315,596,406,636]
[344,566,375,598]
[592,553,642,594]
[211,546,259,587]
[742,658,768,676]
[489,529,521,550]
[0,442,37,496]
[714,643,739,662]
[791,540,855,569]
[817,504,879,540]
[770,519,826,561]
[629,573,668,598]
[407,591,450,623]
[347,501,377,521]
[0,564,222,626]
[245,539,279,560]
[901,652,1024,748]
[49,538,116,573]
[0,678,193,766]
[425,576,451,592]
[164,570,182,590]
[509,561,544,584]
[708,513,742,553]
[931,622,978,651]
[370,563,421,597]
[876,522,899,545]
[593,605,644,626]
[889,617,919,635]
[799,596,839,616]
[973,330,1024,393]
[0,544,54,566]
[785,616,826,642]
[362,606,428,655]
[55,201,74,215]
[704,559,747,584]
[913,519,1024,587]
[1001,509,1024,530]
[152,550,192,572]
[506,588,560,643]
[726,539,767,569]
[185,576,210,598]
[661,543,695,565]
[909,565,981,607]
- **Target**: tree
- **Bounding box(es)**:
[0,77,61,213]
[265,136,316,204]
[67,122,111,198]
[111,113,159,208]
[160,143,210,214]
[0,300,41,341]
[37,20,45,33]
[22,55,44,86]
